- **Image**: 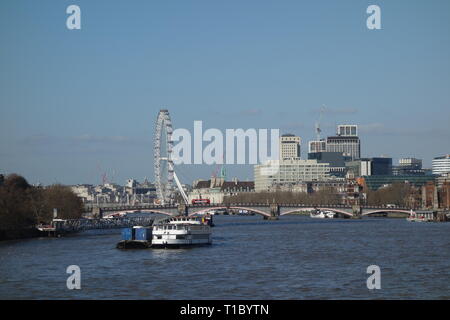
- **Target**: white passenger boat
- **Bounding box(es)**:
[152,216,212,248]
[325,211,336,218]
[406,211,435,222]
[310,211,325,218]
[310,210,336,219]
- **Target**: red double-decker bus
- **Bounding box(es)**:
[191,199,210,205]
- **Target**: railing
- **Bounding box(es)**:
[51,216,155,233]
[85,202,413,212]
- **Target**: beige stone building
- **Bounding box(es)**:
[188,177,254,204]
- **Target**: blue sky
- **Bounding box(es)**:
[1,0,450,185]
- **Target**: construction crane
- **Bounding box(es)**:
[315,105,326,141]
[212,154,226,180]
[97,163,110,185]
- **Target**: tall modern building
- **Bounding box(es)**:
[432,155,450,175]
[308,139,327,153]
[254,159,331,192]
[279,134,301,160]
[326,124,360,160]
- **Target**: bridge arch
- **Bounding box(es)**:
[103,209,176,217]
[134,209,177,216]
[362,209,413,216]
[189,206,271,217]
[280,207,354,217]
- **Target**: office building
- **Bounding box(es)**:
[308,151,349,178]
[254,159,331,192]
[432,155,450,175]
[393,158,425,175]
[337,125,358,137]
[399,158,422,169]
[346,157,392,177]
[308,140,326,153]
[371,157,392,175]
[280,134,301,160]
[361,175,436,191]
[326,125,360,160]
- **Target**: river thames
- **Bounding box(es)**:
[0,215,449,299]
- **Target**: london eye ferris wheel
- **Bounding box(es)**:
[153,109,188,205]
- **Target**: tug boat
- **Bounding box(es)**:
[151,216,212,248]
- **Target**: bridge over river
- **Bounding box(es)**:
[38,203,415,236]
[85,203,415,219]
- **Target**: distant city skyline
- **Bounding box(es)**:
[1,0,450,185]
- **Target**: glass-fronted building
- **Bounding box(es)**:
[346,157,392,177]
[362,175,436,191]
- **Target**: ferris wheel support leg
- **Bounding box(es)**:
[173,171,189,205]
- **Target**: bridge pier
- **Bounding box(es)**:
[92,207,103,219]
[351,205,362,219]
[264,204,279,220]
[177,204,188,216]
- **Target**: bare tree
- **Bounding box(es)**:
[1,175,84,240]
[366,183,412,206]
[223,188,340,205]
[41,185,83,220]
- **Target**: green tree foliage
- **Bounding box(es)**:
[0,174,83,236]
